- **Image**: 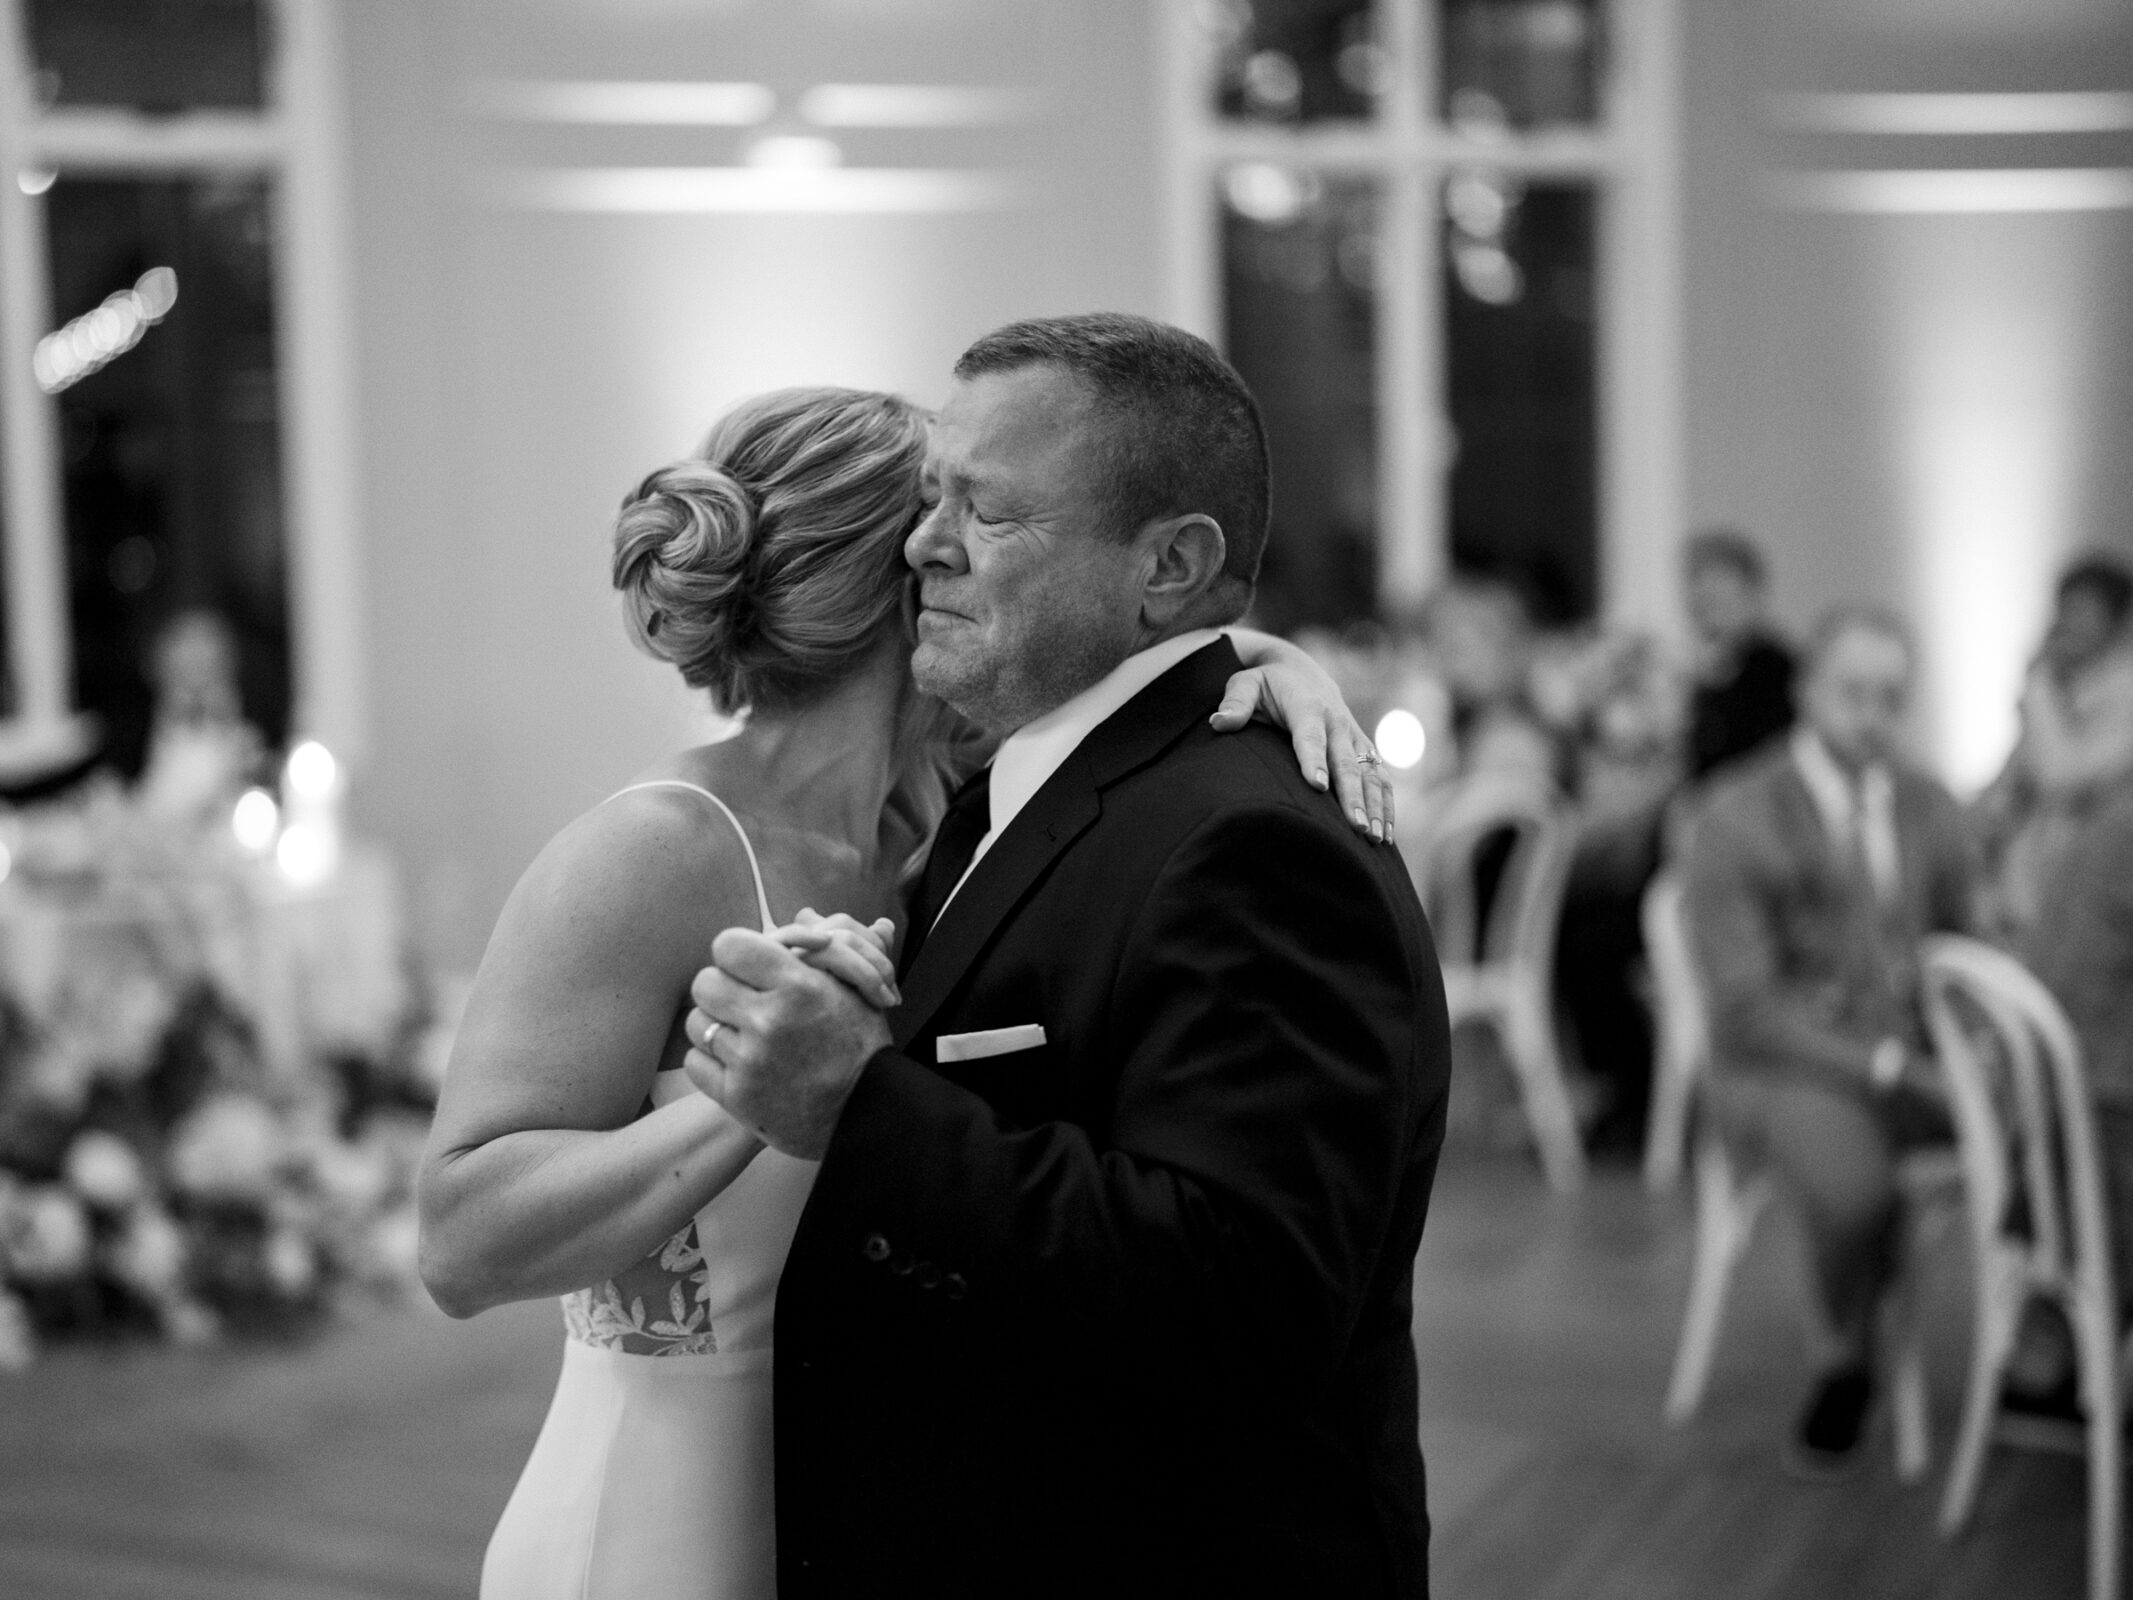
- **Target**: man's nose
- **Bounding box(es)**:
[905,504,965,572]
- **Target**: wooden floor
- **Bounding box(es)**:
[0,1150,2100,1598]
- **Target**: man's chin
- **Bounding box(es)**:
[911,644,976,707]
[912,647,1016,733]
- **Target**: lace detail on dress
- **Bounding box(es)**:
[561,1217,720,1355]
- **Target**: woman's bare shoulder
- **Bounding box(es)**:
[496,782,761,966]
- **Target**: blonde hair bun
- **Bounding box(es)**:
[609,388,928,713]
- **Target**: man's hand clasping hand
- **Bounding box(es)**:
[684,910,898,1161]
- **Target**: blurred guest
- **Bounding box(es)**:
[2021,784,2133,1335]
[1683,528,1795,784]
[1541,628,1688,1152]
[1684,606,1972,1478]
[137,609,262,823]
[1422,575,1556,791]
[1977,552,2133,936]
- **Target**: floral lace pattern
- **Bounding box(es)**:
[561,1218,718,1355]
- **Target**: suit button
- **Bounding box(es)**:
[915,1262,942,1289]
[943,1272,967,1301]
[862,1232,891,1263]
[889,1250,916,1275]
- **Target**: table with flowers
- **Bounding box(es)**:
[0,756,449,1367]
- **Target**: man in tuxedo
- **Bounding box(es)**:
[685,313,1450,1597]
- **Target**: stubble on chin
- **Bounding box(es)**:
[913,624,1128,736]
[910,644,993,731]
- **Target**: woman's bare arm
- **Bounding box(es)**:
[415,792,770,1318]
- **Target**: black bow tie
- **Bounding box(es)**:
[899,764,992,978]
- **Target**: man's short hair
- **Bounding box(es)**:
[1805,602,1914,674]
[953,313,1271,620]
[2058,551,2133,628]
[1683,526,1767,587]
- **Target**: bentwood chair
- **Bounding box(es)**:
[1411,775,1584,1192]
[1640,873,1700,1194]
[1658,883,1951,1483]
[1920,935,2124,1600]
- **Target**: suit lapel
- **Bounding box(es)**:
[890,637,1244,1051]
[1770,757,1841,879]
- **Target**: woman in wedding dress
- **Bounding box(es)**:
[414,385,1389,1600]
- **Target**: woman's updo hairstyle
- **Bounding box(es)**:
[611,386,929,713]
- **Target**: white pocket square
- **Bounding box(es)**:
[936,1024,1047,1064]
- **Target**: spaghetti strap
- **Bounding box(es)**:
[605,780,777,932]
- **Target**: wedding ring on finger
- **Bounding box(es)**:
[1354,748,1383,769]
[702,1019,724,1054]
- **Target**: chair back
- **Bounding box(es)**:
[1412,776,1573,972]
[1918,935,2117,1313]
[1644,871,1708,1085]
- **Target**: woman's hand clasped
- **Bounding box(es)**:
[772,908,901,1010]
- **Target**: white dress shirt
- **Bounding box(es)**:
[935,628,1225,921]
[1790,725,1900,904]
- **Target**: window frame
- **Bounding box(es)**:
[0,0,365,762]
[1158,0,1684,628]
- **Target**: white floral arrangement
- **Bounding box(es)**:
[0,778,447,1369]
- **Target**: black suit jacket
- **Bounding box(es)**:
[773,638,1451,1598]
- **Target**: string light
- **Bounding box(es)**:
[231,788,279,854]
[1373,709,1428,770]
[33,267,178,395]
[285,740,339,800]
[275,822,334,887]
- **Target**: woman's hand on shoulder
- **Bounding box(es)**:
[1214,627,1393,842]
[774,908,901,1010]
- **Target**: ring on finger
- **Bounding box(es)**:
[703,1019,724,1053]
[1354,748,1383,768]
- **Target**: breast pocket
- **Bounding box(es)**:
[932,1024,1060,1129]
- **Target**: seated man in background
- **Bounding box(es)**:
[1683,606,1972,1477]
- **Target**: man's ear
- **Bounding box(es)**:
[1137,513,1227,631]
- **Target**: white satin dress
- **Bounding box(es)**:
[480,782,819,1600]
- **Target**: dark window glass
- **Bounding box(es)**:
[28,0,269,113]
[1221,168,1380,631]
[1443,174,1596,623]
[1207,0,1384,126]
[44,176,291,777]
[1439,0,1602,132]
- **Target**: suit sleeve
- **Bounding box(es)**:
[805,803,1433,1385]
[1683,800,1879,1088]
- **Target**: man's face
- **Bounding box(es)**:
[1802,625,1911,771]
[906,365,1149,733]
[2046,586,2119,669]
[1685,563,1760,645]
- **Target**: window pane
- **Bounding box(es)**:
[1443,175,1597,623]
[28,0,269,113]
[44,176,291,777]
[1221,168,1380,631]
[1206,0,1385,126]
[1439,0,1601,132]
